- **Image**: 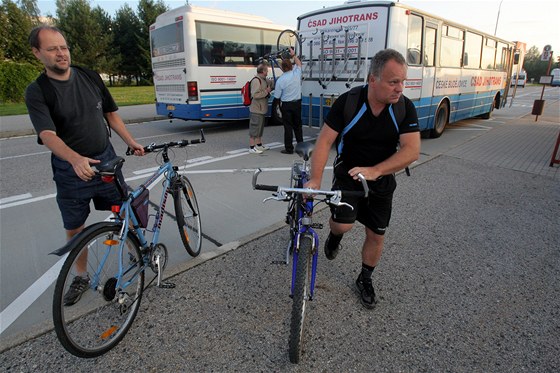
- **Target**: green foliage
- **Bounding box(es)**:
[0,0,37,64]
[1,86,155,115]
[2,0,171,85]
[523,45,554,82]
[0,60,41,103]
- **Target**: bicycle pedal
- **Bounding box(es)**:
[158,282,176,289]
[311,223,324,229]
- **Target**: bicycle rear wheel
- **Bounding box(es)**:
[288,233,314,364]
[277,29,301,56]
[173,175,202,257]
[52,223,144,358]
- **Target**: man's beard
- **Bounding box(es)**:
[49,59,70,75]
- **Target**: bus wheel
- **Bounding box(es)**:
[480,95,497,119]
[431,101,448,138]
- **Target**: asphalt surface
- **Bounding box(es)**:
[1,103,559,372]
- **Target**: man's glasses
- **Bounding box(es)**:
[43,46,70,53]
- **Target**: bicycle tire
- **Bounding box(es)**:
[277,29,301,56]
[52,223,144,358]
[173,175,202,257]
[288,233,313,364]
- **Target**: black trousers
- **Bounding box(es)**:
[280,100,303,151]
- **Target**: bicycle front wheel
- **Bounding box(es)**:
[173,175,202,257]
[53,223,144,358]
[288,233,314,364]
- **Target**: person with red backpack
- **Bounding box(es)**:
[25,25,145,305]
[248,63,272,154]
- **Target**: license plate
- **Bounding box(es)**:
[166,105,175,110]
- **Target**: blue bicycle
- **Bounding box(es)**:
[252,142,368,364]
[52,131,205,357]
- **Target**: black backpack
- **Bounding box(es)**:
[35,65,110,144]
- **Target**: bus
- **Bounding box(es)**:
[294,1,517,137]
[149,5,289,122]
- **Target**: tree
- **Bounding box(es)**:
[136,0,168,82]
[0,0,36,63]
[55,0,111,71]
[113,3,143,84]
[523,45,550,82]
[18,0,41,23]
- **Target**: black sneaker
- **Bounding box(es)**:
[356,273,377,309]
[63,275,90,306]
[324,232,343,260]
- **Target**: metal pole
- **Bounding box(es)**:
[535,51,554,122]
[494,0,504,36]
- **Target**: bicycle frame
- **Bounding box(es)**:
[107,158,178,291]
[290,163,320,300]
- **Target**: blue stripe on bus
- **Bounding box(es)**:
[301,90,502,131]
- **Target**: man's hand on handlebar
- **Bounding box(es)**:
[126,141,145,156]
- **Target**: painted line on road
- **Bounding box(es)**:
[0,254,67,334]
[0,193,56,210]
[0,137,318,209]
[0,193,32,204]
[133,156,214,175]
[0,150,51,161]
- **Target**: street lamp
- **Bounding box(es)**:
[494,0,504,35]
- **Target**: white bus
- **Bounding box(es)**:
[149,5,289,121]
[295,1,517,137]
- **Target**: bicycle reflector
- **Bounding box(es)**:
[111,205,120,213]
[101,175,115,183]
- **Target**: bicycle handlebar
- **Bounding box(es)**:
[126,129,205,155]
[252,168,370,200]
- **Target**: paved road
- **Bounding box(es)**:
[1,96,558,371]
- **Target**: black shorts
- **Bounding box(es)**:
[52,143,125,230]
[330,161,396,235]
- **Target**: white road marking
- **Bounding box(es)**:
[0,254,67,334]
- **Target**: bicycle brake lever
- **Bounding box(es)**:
[262,196,277,203]
[337,202,354,210]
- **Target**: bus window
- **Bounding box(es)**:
[151,21,184,57]
[482,38,496,69]
[441,25,463,67]
[424,26,436,66]
[196,21,278,66]
[407,14,423,65]
[464,32,482,68]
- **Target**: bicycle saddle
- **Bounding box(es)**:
[295,142,314,161]
[95,157,125,175]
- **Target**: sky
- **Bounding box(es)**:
[37,0,560,55]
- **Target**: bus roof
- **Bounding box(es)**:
[155,4,286,27]
[297,0,515,46]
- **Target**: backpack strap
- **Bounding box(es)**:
[387,95,405,133]
[340,85,411,176]
[249,76,259,99]
[339,85,366,153]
